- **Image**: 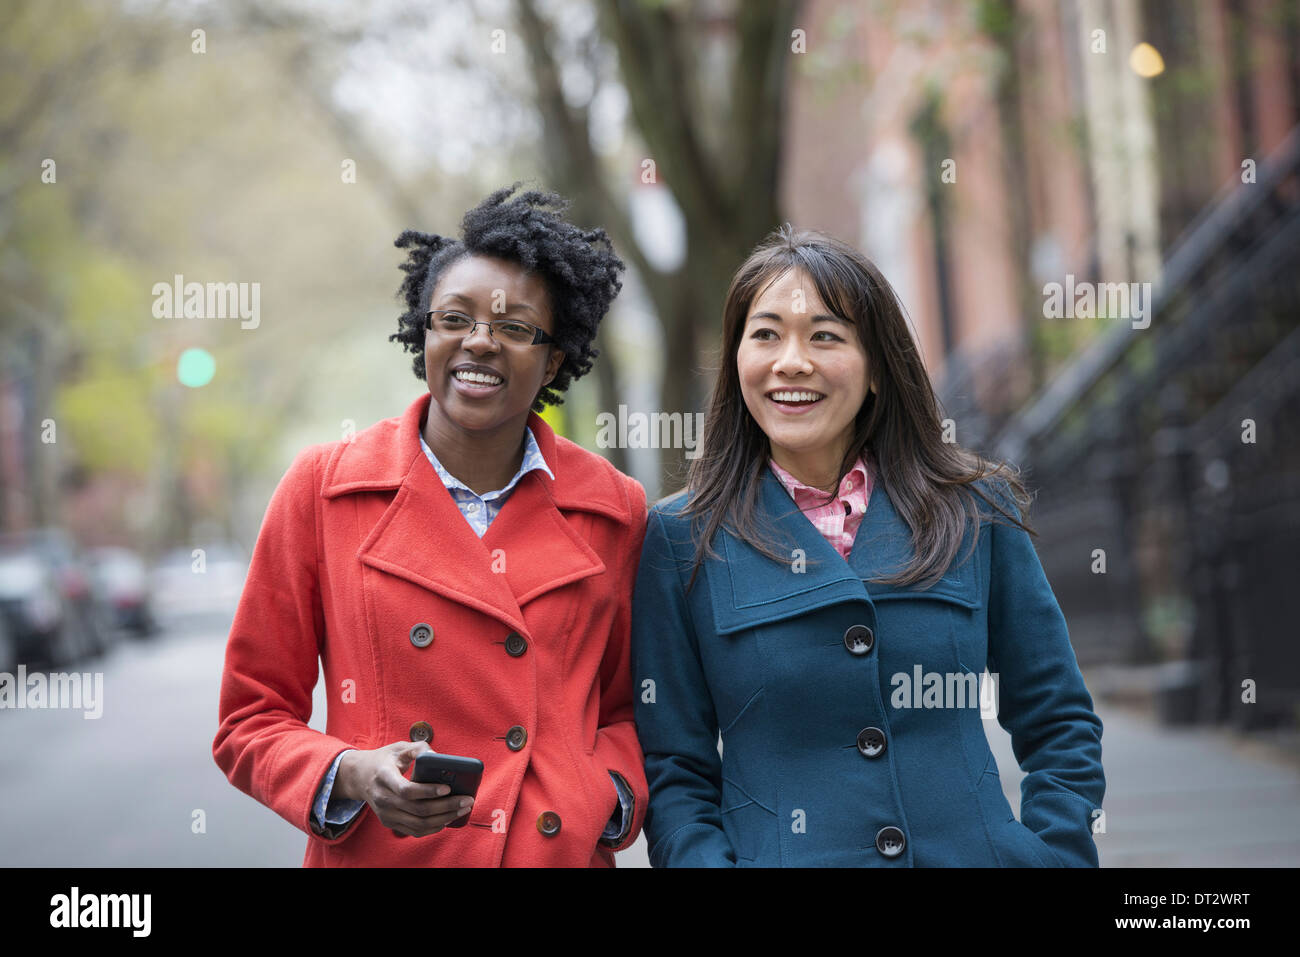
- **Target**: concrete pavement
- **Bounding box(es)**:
[2,621,1296,866]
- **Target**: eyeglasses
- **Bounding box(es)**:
[425,310,556,346]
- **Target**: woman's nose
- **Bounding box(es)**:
[773,338,814,375]
[462,321,502,353]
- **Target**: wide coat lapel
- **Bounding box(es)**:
[707,464,979,635]
[479,417,614,607]
[320,393,619,635]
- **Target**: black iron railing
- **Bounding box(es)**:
[990,126,1300,727]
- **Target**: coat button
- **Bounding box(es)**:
[876,826,906,858]
[505,632,528,657]
[409,721,434,744]
[537,811,562,836]
[409,623,434,648]
[856,727,886,758]
[844,624,874,656]
[506,725,528,751]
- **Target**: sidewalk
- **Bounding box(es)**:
[987,673,1300,867]
[616,673,1300,868]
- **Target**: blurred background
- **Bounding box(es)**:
[1,0,1298,867]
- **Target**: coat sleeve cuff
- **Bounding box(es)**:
[309,749,366,835]
[598,769,635,848]
[1020,789,1102,867]
[304,745,368,845]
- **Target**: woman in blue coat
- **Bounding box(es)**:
[631,226,1105,867]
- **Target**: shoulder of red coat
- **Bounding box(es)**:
[546,431,646,527]
[314,394,429,498]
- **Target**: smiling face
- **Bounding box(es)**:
[737,266,872,486]
[423,254,564,439]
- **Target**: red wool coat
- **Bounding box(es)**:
[212,392,650,866]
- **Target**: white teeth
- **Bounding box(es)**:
[769,391,823,403]
[454,370,503,385]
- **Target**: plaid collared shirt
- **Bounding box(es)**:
[418,427,554,537]
[768,454,872,559]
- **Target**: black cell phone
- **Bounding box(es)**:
[412,752,485,828]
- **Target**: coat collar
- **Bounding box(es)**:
[705,465,981,635]
[320,392,632,523]
[319,392,634,634]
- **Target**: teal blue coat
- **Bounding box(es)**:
[631,468,1105,867]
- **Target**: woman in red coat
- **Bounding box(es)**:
[212,185,650,866]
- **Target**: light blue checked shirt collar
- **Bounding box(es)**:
[418,426,554,536]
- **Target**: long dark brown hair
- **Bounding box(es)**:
[682,224,1033,590]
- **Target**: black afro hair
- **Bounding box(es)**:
[389,183,625,412]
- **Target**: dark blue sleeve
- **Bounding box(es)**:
[631,509,737,867]
[986,495,1106,867]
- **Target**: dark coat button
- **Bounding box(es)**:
[409,623,434,648]
[844,624,874,656]
[856,727,886,758]
[876,826,906,858]
[505,632,528,657]
[537,811,562,836]
[409,721,433,743]
[506,725,528,751]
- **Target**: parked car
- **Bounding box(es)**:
[1,529,110,660]
[0,546,76,668]
[152,544,248,623]
[0,611,16,673]
[87,547,157,637]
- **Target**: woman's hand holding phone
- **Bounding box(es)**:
[335,741,474,837]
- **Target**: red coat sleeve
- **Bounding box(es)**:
[211,444,363,844]
[591,473,651,852]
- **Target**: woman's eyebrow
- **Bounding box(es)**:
[748,311,847,324]
[436,292,540,315]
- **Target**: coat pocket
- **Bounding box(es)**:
[976,754,1053,866]
[586,754,620,831]
[997,817,1059,867]
[720,777,771,863]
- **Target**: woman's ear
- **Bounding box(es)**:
[542,345,564,387]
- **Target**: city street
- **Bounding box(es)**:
[3,0,1297,881]
[1,613,1297,867]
